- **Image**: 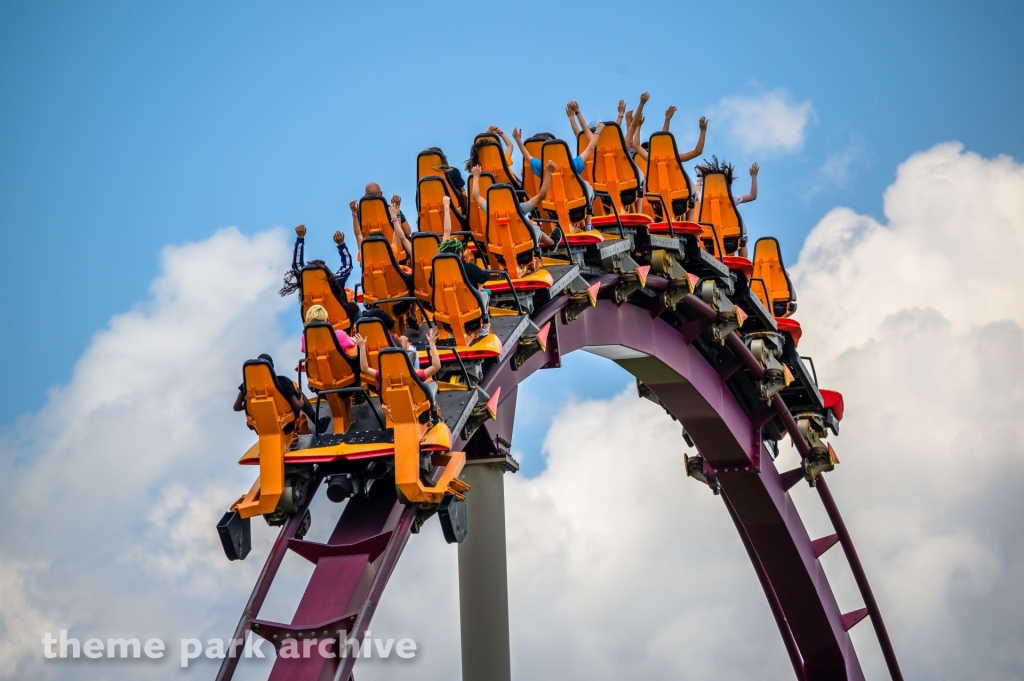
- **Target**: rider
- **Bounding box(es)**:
[233,353,324,432]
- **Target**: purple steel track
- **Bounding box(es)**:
[218,283,901,681]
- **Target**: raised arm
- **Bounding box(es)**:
[566,102,581,137]
[735,162,759,203]
[292,224,306,271]
[470,165,487,211]
[625,92,650,147]
[633,115,648,161]
[489,125,515,166]
[528,160,556,209]
[511,128,532,164]
[575,106,595,142]
[616,99,626,128]
[578,122,605,163]
[350,201,364,251]
[678,117,708,162]
[389,199,412,254]
[421,327,442,380]
[442,195,452,241]
[353,334,377,380]
[662,105,676,132]
[392,194,412,236]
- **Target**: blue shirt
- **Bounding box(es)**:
[531,156,584,177]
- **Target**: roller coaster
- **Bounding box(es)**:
[215,120,903,681]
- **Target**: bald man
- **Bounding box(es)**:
[350,184,412,254]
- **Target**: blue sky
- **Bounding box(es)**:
[2,0,1023,428]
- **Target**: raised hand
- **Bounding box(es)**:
[295,224,307,238]
[665,105,677,120]
[512,127,522,141]
[471,164,482,178]
[595,122,606,134]
[391,194,402,209]
[333,230,345,244]
[545,159,557,172]
[617,99,626,116]
[699,116,708,131]
[352,333,366,348]
[487,124,499,134]
[426,326,438,344]
[567,100,579,113]
[639,92,650,104]
[625,110,634,128]
[349,200,358,214]
[750,162,759,177]
[442,195,450,208]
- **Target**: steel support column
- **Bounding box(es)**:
[457,460,512,681]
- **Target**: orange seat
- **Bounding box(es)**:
[300,266,352,331]
[751,237,797,317]
[359,194,406,261]
[644,132,694,224]
[475,139,521,190]
[235,359,297,518]
[697,172,745,256]
[431,253,490,347]
[592,124,642,215]
[360,235,413,329]
[775,317,803,347]
[467,170,495,251]
[484,183,540,277]
[540,139,589,232]
[522,135,548,199]
[303,321,360,434]
[417,149,468,213]
[410,232,440,310]
[417,176,469,235]
[378,347,435,427]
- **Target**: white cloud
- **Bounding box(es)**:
[714,90,815,155]
[3,141,1024,681]
[802,135,866,200]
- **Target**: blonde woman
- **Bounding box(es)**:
[301,304,357,356]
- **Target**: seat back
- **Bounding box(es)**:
[592,124,641,213]
[698,172,745,255]
[540,139,589,230]
[752,237,797,317]
[359,194,405,260]
[360,235,411,319]
[576,130,595,183]
[303,321,359,392]
[467,170,495,247]
[416,176,467,235]
[378,347,434,425]
[645,132,693,221]
[242,360,296,435]
[416,150,466,209]
[431,253,487,347]
[485,183,538,272]
[522,135,547,199]
[411,232,441,307]
[354,317,397,379]
[300,266,351,331]
[476,140,521,189]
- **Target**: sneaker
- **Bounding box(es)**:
[317,416,333,434]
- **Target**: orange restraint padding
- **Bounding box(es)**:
[360,235,412,322]
[697,172,745,256]
[467,171,495,249]
[303,321,360,434]
[417,176,468,235]
[236,359,296,519]
[485,183,539,275]
[752,237,797,318]
[592,124,641,215]
[359,194,406,261]
[411,232,440,309]
[300,266,352,331]
[431,253,489,347]
[475,139,521,190]
[577,130,594,183]
[644,132,694,222]
[417,150,467,213]
[540,139,589,232]
[522,136,547,199]
[354,317,398,387]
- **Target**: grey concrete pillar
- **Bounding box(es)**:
[457,459,513,681]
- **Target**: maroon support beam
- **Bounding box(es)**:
[816,477,904,681]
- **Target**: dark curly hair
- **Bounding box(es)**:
[698,155,735,185]
[279,259,343,299]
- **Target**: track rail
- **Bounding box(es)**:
[218,275,901,681]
